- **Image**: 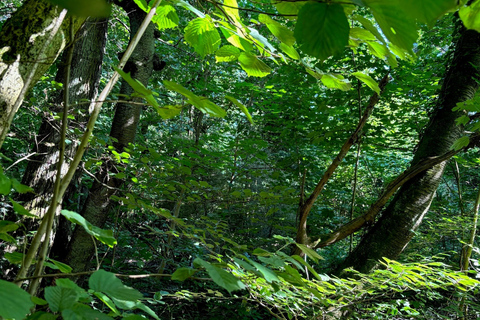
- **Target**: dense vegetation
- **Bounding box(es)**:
[2,0,480,319]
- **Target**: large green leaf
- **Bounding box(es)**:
[321,73,352,91]
[225,95,254,124]
[280,42,300,60]
[48,0,111,17]
[184,16,221,58]
[404,0,457,27]
[238,52,272,77]
[0,220,18,233]
[0,280,34,320]
[89,270,143,301]
[215,45,241,62]
[351,72,381,94]
[194,258,246,293]
[61,210,117,247]
[61,303,113,320]
[45,286,79,312]
[294,2,349,60]
[363,0,417,53]
[152,4,179,30]
[223,0,241,23]
[247,258,280,283]
[258,14,295,46]
[219,25,254,52]
[114,67,160,112]
[273,0,306,18]
[460,0,480,32]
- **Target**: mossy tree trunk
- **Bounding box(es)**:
[62,0,156,273]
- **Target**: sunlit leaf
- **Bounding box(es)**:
[225,95,254,124]
[280,42,300,60]
[460,1,480,32]
[215,45,241,62]
[61,210,117,247]
[152,4,179,30]
[321,73,352,91]
[351,72,381,94]
[238,52,272,77]
[294,243,323,263]
[184,16,221,58]
[10,198,36,217]
[258,14,295,46]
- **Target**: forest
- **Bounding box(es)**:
[2,0,480,319]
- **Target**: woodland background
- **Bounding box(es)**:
[2,0,480,319]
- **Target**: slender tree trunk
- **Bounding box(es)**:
[62,0,156,273]
[338,21,480,274]
[0,0,84,148]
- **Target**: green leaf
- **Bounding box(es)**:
[452,136,470,151]
[238,52,272,77]
[219,25,254,52]
[258,14,295,46]
[172,0,205,18]
[363,0,418,53]
[247,27,276,53]
[61,303,113,320]
[171,267,197,281]
[273,0,305,18]
[56,279,90,302]
[404,0,457,28]
[321,73,352,91]
[114,67,160,110]
[10,198,36,217]
[153,4,179,30]
[11,178,34,193]
[157,105,183,119]
[280,42,300,60]
[89,270,143,301]
[351,72,381,94]
[0,220,18,233]
[353,15,386,44]
[47,0,111,17]
[184,16,221,58]
[93,291,121,315]
[247,258,280,283]
[225,96,254,124]
[222,0,241,23]
[133,0,148,11]
[0,279,34,320]
[294,2,349,60]
[45,286,78,312]
[4,251,24,264]
[61,210,117,247]
[110,298,160,320]
[215,45,241,62]
[294,243,323,263]
[194,258,246,293]
[456,115,470,126]
[0,171,11,195]
[460,1,480,32]
[47,258,73,274]
[163,81,226,117]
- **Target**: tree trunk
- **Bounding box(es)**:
[338,22,480,274]
[62,0,156,273]
[19,17,108,218]
[0,0,84,148]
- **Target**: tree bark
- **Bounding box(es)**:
[0,0,84,148]
[63,0,156,273]
[338,22,480,274]
[19,17,108,218]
